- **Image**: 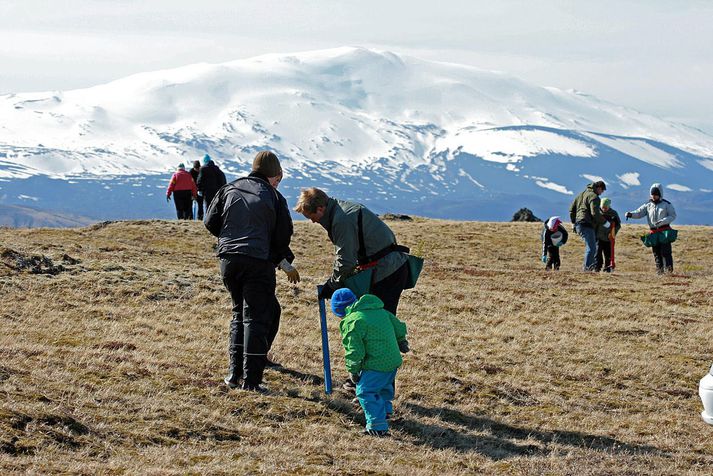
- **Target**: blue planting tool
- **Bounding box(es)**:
[317,285,333,394]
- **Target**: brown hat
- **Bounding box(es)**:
[252,151,282,177]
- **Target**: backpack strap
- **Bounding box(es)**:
[357,208,366,263]
[356,207,409,266]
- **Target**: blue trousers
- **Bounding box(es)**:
[356,369,397,431]
[575,223,597,271]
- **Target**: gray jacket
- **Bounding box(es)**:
[204,173,291,260]
[319,198,407,286]
[628,183,677,229]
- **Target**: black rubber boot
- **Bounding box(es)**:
[224,350,242,389]
[224,325,243,389]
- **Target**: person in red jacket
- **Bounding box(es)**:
[166,163,197,220]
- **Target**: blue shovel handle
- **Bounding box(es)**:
[317,285,333,394]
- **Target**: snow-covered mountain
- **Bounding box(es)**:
[1,46,713,224]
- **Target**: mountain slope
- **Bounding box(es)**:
[1,47,712,223]
[0,204,93,228]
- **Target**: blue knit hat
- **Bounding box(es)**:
[177,163,185,170]
[202,154,212,166]
[331,288,357,317]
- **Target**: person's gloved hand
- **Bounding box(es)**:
[625,212,632,219]
[398,340,410,353]
[318,280,335,300]
[541,254,547,263]
[278,259,300,284]
[285,268,300,284]
[350,373,361,384]
[166,195,171,202]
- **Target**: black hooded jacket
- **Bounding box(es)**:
[204,172,292,262]
[197,162,227,198]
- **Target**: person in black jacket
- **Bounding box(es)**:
[189,160,203,220]
[197,154,227,211]
[204,151,293,393]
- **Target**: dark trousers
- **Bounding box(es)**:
[267,294,281,351]
[370,262,409,315]
[652,243,673,273]
[220,254,276,387]
[545,245,560,270]
[173,190,193,220]
[595,239,613,272]
[204,191,217,213]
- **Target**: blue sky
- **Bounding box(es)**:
[1,0,711,133]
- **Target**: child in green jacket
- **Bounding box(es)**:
[330,288,409,436]
[595,197,621,272]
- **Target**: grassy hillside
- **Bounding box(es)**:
[1,219,712,475]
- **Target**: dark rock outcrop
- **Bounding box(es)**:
[511,208,541,222]
[380,213,413,221]
[1,248,66,275]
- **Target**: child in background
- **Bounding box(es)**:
[595,197,621,272]
[330,288,409,437]
[541,216,569,270]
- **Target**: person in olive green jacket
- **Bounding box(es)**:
[594,197,621,272]
[295,187,409,313]
[568,181,606,270]
[331,288,409,436]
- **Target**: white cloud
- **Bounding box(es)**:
[617,172,640,188]
[458,169,484,188]
[441,129,595,164]
[699,159,713,172]
[667,183,692,192]
[581,174,604,183]
[535,180,573,195]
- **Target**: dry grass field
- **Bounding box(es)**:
[1,218,713,475]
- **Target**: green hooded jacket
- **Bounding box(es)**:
[338,294,407,374]
[596,208,621,241]
[569,183,603,227]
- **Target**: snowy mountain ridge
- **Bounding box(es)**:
[1,46,712,224]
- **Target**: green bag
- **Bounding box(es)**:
[641,228,678,247]
[404,255,424,289]
[344,255,423,296]
[343,268,373,297]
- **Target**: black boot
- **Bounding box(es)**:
[224,324,243,389]
[224,350,242,389]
